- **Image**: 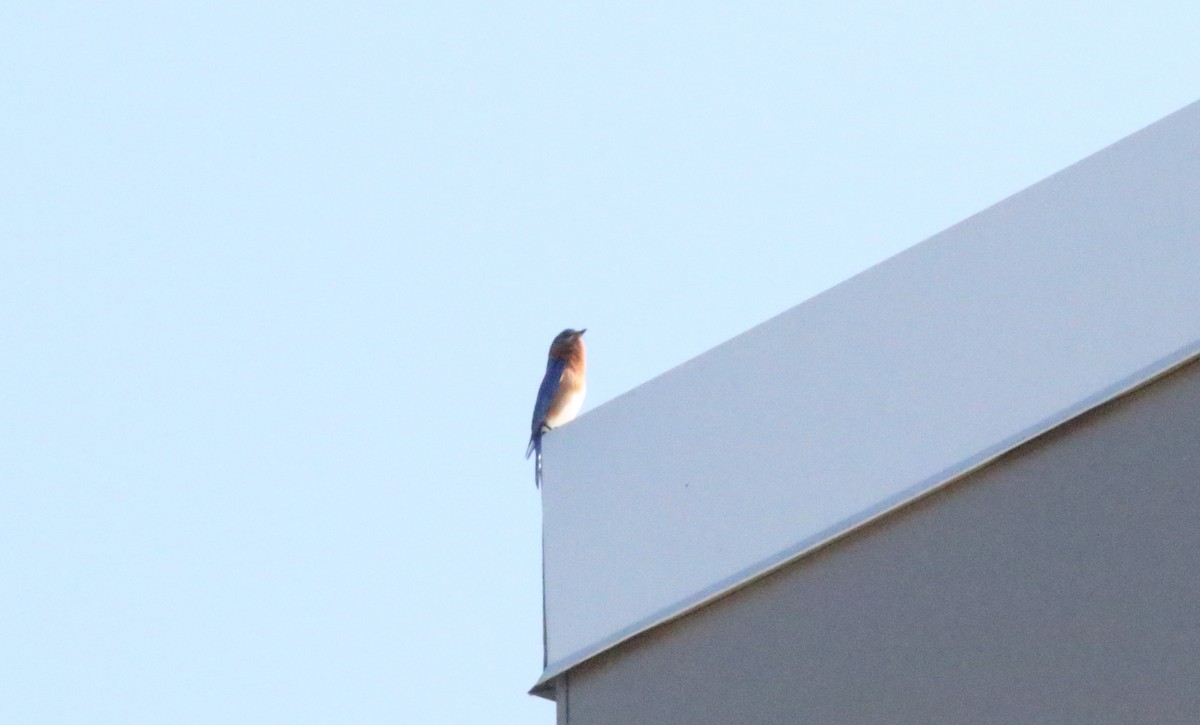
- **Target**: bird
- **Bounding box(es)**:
[526,328,587,487]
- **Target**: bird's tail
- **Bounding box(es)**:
[526,434,542,488]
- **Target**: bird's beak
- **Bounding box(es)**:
[578,329,587,336]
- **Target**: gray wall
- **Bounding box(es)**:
[557,358,1200,724]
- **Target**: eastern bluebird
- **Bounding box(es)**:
[526,328,587,487]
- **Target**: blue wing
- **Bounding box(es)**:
[527,357,566,456]
[527,357,566,488]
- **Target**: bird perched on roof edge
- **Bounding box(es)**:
[526,328,587,488]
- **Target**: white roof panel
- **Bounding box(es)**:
[536,99,1200,689]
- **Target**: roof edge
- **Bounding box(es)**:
[531,340,1200,694]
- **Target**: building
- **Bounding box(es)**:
[533,100,1200,724]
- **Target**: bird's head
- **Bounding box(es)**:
[549,328,586,359]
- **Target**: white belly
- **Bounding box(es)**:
[546,386,585,429]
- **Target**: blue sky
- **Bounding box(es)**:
[3,3,1199,723]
